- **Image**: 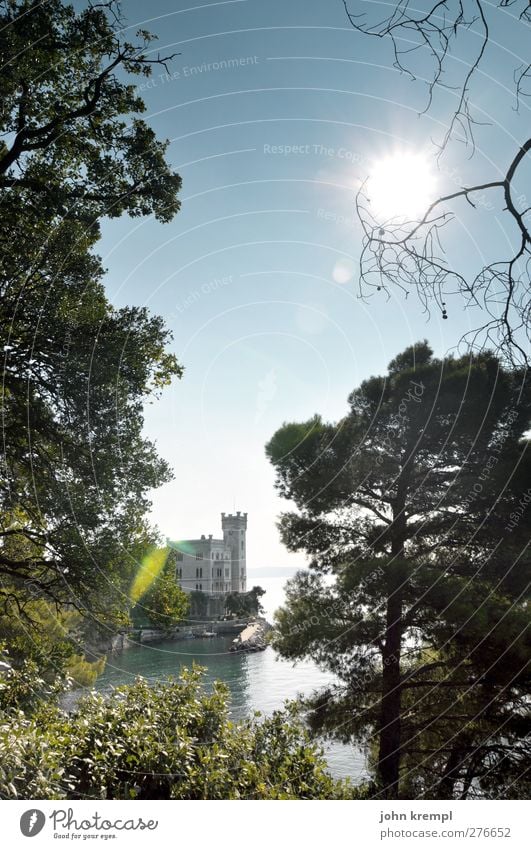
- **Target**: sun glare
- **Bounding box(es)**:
[368,152,437,221]
[130,546,169,604]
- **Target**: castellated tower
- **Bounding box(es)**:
[221,511,247,593]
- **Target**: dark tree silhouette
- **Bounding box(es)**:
[267,343,531,798]
[0,0,183,617]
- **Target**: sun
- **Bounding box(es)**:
[367,151,437,221]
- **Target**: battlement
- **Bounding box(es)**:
[221,511,248,526]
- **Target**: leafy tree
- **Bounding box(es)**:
[0,597,107,712]
[397,646,531,800]
[266,342,530,798]
[225,585,266,617]
[343,0,531,362]
[0,0,183,619]
[132,550,190,629]
[0,667,353,800]
[0,0,181,222]
[0,272,182,614]
[190,590,209,619]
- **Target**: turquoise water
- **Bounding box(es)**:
[94,576,366,782]
[95,635,365,781]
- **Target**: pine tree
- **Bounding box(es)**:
[266,342,531,798]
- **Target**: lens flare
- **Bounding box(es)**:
[332,259,353,284]
[130,546,169,604]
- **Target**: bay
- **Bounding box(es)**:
[94,575,366,782]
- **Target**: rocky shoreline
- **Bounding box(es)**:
[229,617,272,653]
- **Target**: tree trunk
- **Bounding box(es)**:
[438,741,469,799]
[377,489,408,797]
[378,581,403,797]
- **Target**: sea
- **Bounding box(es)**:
[93,574,366,782]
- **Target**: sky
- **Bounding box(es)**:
[96,0,531,571]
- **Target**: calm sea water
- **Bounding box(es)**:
[94,576,366,782]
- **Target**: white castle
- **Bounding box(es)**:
[168,511,247,597]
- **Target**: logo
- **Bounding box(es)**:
[20,810,46,837]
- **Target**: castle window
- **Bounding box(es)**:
[195,552,202,560]
[176,552,183,561]
[199,583,202,591]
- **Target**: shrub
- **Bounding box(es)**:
[0,666,353,800]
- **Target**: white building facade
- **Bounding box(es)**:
[169,511,247,597]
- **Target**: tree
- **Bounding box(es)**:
[0,667,353,799]
[132,550,190,629]
[0,602,106,712]
[343,0,531,363]
[0,0,181,222]
[0,288,181,613]
[266,342,530,798]
[190,590,209,619]
[225,585,266,617]
[0,0,183,619]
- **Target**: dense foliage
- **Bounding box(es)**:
[225,585,266,617]
[132,550,190,629]
[0,0,181,221]
[0,667,352,800]
[0,0,183,626]
[267,342,531,799]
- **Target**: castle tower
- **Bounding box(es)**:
[221,511,247,593]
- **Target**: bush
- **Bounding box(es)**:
[0,666,353,800]
[0,602,107,709]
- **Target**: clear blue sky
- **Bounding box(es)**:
[97,0,531,570]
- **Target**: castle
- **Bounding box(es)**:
[168,512,247,598]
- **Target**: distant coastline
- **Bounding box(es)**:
[247,566,304,579]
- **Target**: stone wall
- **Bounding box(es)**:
[92,621,247,656]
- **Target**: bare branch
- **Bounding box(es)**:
[344,0,491,153]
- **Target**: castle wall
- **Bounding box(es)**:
[168,512,247,598]
[169,526,235,596]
